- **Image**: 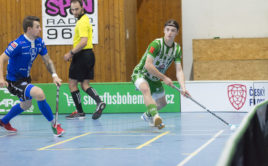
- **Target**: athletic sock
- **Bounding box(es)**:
[37,99,54,121]
[71,90,84,113]
[1,104,24,124]
[51,119,56,125]
[85,87,101,104]
[146,104,158,117]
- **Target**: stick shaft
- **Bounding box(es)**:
[173,86,230,126]
[55,86,60,125]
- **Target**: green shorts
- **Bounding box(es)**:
[131,72,165,99]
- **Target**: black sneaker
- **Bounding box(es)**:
[66,110,86,120]
[92,102,106,120]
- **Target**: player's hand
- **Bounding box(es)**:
[180,88,191,98]
[0,78,8,88]
[53,76,62,86]
[64,52,72,61]
[163,76,173,87]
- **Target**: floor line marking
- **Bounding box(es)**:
[37,132,92,151]
[40,147,137,151]
[0,133,15,138]
[136,131,170,149]
[177,130,224,166]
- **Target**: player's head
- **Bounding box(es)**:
[164,19,179,31]
[164,19,179,42]
[70,0,84,18]
[23,16,41,38]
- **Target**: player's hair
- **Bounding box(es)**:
[23,16,40,33]
[71,0,83,7]
[164,19,179,30]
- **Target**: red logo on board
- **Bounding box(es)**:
[227,84,247,110]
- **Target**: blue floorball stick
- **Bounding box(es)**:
[54,85,60,126]
[172,85,237,131]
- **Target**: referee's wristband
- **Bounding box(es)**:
[52,73,58,78]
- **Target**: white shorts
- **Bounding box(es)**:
[134,77,165,100]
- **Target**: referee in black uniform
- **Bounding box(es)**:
[64,0,106,120]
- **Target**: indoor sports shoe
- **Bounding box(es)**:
[141,112,154,127]
[158,122,165,130]
[51,123,64,137]
[0,119,17,132]
[92,102,106,120]
[153,114,165,129]
[66,110,86,120]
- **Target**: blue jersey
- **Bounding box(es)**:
[4,35,48,81]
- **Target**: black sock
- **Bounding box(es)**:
[85,87,101,104]
[71,90,84,113]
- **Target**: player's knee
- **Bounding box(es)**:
[20,101,32,110]
[31,87,46,101]
[140,86,150,95]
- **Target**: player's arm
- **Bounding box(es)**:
[0,53,9,87]
[41,54,62,86]
[64,37,88,61]
[145,56,173,86]
[175,63,189,96]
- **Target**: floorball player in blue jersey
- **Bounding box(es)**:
[0,16,64,137]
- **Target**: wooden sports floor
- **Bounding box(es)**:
[0,112,245,166]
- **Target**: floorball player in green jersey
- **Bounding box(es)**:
[131,19,190,129]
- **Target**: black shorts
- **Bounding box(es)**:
[6,77,32,101]
[69,49,95,82]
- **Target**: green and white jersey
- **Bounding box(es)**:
[132,38,182,82]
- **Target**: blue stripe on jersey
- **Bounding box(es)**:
[4,35,48,81]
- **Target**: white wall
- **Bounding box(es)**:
[182,0,268,80]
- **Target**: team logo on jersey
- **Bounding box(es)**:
[149,47,155,54]
[30,48,37,60]
[227,84,247,110]
[11,41,18,49]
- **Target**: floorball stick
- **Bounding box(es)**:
[54,85,60,126]
[172,85,237,130]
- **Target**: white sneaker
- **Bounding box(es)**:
[153,114,165,129]
[141,112,154,127]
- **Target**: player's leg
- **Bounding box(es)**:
[134,77,162,127]
[0,80,32,132]
[138,81,155,127]
[147,80,166,129]
[81,80,105,120]
[29,85,64,136]
[138,81,158,115]
[153,94,167,110]
[66,78,85,119]
[0,101,29,132]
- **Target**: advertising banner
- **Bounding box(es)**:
[42,0,98,45]
[181,81,268,112]
[0,83,181,115]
